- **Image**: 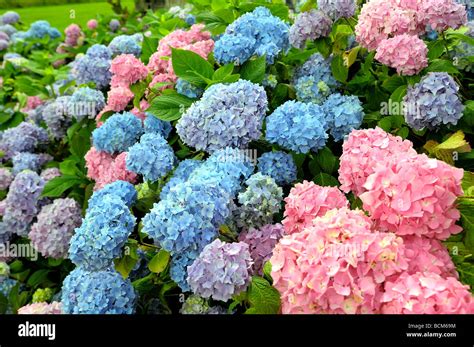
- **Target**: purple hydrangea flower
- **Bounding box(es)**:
[289,10,332,49]
[42,96,73,140]
[187,239,252,301]
[69,87,106,121]
[0,122,48,159]
[1,11,20,25]
[0,168,13,190]
[70,44,112,89]
[40,167,61,182]
[12,152,46,175]
[317,0,356,21]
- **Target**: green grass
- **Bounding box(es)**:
[1,1,135,31]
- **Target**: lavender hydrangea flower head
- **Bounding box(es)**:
[29,198,82,259]
[176,78,204,99]
[257,151,297,186]
[0,24,16,37]
[2,171,45,237]
[69,87,105,121]
[144,115,172,138]
[265,100,328,154]
[12,152,46,175]
[293,53,338,104]
[71,44,112,89]
[126,133,176,182]
[40,167,61,182]
[214,7,290,65]
[159,159,202,200]
[0,39,8,51]
[318,0,356,21]
[61,267,136,314]
[322,93,364,141]
[403,72,464,131]
[1,11,20,25]
[88,180,137,210]
[109,19,120,32]
[92,112,143,154]
[234,173,283,229]
[238,223,285,275]
[289,10,332,49]
[69,194,136,270]
[187,239,252,301]
[0,168,13,190]
[108,34,141,57]
[42,96,73,139]
[177,80,268,153]
[0,122,48,159]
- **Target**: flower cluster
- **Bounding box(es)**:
[24,20,61,40]
[289,10,332,49]
[293,53,338,104]
[108,34,142,57]
[32,287,54,303]
[234,173,283,229]
[256,151,297,186]
[143,114,172,138]
[71,44,112,89]
[12,152,45,175]
[176,78,203,98]
[109,19,120,32]
[282,181,349,234]
[61,267,136,314]
[177,80,268,153]
[0,122,48,159]
[64,24,83,46]
[87,180,137,209]
[1,11,20,25]
[403,72,464,130]
[0,168,12,190]
[18,302,62,314]
[322,93,364,142]
[126,133,176,182]
[214,7,289,65]
[187,239,252,301]
[42,96,73,139]
[159,159,202,200]
[69,87,106,121]
[271,208,408,314]
[452,21,474,71]
[238,223,285,275]
[40,167,61,182]
[69,194,135,270]
[29,198,82,259]
[110,54,148,87]
[317,0,356,21]
[265,100,328,154]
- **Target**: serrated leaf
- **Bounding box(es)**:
[245,276,280,314]
[171,48,214,87]
[213,63,234,81]
[147,93,194,121]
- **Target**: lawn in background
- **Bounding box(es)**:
[1,1,135,30]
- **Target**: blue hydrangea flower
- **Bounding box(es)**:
[61,267,136,314]
[1,11,19,25]
[289,10,332,49]
[109,19,120,32]
[143,115,172,138]
[0,277,17,297]
[142,180,230,259]
[0,24,16,36]
[176,80,268,153]
[170,253,194,291]
[403,72,464,131]
[71,45,112,89]
[159,159,202,200]
[185,14,196,25]
[42,96,72,140]
[317,0,356,21]
[126,133,176,182]
[12,152,44,175]
[108,34,141,57]
[69,195,136,270]
[234,173,283,229]
[176,78,204,99]
[0,122,48,159]
[69,87,106,121]
[293,53,338,104]
[322,93,364,142]
[265,100,328,153]
[92,112,143,154]
[257,151,297,185]
[26,20,61,40]
[88,180,137,210]
[2,171,45,237]
[456,0,473,20]
[214,7,290,65]
[187,239,252,301]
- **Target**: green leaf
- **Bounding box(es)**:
[457,197,474,253]
[115,254,138,279]
[313,172,339,187]
[263,261,273,284]
[331,54,348,83]
[426,59,460,74]
[141,36,158,64]
[148,249,170,274]
[147,93,195,121]
[239,55,266,84]
[462,171,474,196]
[427,40,446,60]
[245,276,281,314]
[378,117,392,131]
[27,269,51,289]
[41,176,82,198]
[315,147,337,174]
[382,75,405,93]
[171,48,214,87]
[213,63,234,81]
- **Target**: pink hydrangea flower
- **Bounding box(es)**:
[359,154,463,239]
[22,96,43,112]
[64,24,83,46]
[375,34,428,75]
[338,127,417,196]
[381,272,473,314]
[95,106,113,127]
[271,208,408,314]
[85,147,137,189]
[403,236,458,278]
[18,302,63,314]
[130,100,150,121]
[110,54,149,87]
[87,19,98,30]
[282,181,349,234]
[149,73,175,90]
[106,86,134,112]
[419,0,467,32]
